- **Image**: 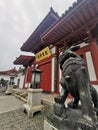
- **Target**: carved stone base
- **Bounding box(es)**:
[23,88,44,117]
[23,104,44,117]
[47,108,98,130]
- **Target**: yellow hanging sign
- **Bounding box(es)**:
[35,47,51,62]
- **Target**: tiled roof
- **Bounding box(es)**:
[41,0,98,47]
[13,55,34,67]
[21,7,59,53]
[0,68,18,75]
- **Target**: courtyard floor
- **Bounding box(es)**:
[0,92,55,130]
[0,89,71,130]
[0,92,45,130]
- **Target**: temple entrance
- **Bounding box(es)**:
[39,61,51,92]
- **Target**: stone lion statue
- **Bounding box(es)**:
[54,46,98,122]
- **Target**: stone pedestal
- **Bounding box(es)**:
[46,106,97,130]
[5,85,13,95]
[44,120,58,130]
[23,88,44,117]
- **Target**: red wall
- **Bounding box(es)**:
[90,39,98,83]
[76,39,98,84]
[26,67,32,82]
[35,56,52,92]
[23,67,32,88]
[39,61,51,92]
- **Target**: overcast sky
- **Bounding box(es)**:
[0,0,76,71]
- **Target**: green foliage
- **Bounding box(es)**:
[19,67,26,75]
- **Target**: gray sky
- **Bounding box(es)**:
[0,0,76,71]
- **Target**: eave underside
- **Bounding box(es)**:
[41,0,98,48]
[13,55,34,67]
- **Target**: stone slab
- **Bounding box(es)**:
[27,88,43,93]
[44,120,58,130]
[0,95,24,114]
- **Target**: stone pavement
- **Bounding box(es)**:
[0,90,71,130]
[0,92,45,130]
[13,88,71,106]
[0,108,44,130]
[0,95,24,114]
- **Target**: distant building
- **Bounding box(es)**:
[0,68,24,88]
[14,7,59,90]
[0,68,18,84]
[41,0,98,92]
[14,55,35,88]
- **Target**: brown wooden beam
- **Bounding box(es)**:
[55,16,98,45]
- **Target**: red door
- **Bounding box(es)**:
[39,61,51,92]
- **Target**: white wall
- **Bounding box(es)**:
[51,46,56,92]
[0,73,25,88]
[51,57,55,92]
[16,73,25,88]
[0,75,10,84]
[86,51,97,81]
[59,65,62,93]
[93,85,98,93]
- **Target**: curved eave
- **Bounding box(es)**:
[13,55,35,67]
[0,68,18,75]
[21,8,59,53]
[41,0,98,46]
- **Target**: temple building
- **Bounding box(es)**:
[0,68,19,87]
[13,55,35,88]
[14,8,59,91]
[14,0,98,93]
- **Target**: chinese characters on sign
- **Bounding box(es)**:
[35,47,51,62]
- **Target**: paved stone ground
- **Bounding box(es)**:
[0,95,24,114]
[0,91,71,130]
[0,108,44,130]
[0,92,52,130]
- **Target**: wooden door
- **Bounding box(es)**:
[39,61,51,92]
